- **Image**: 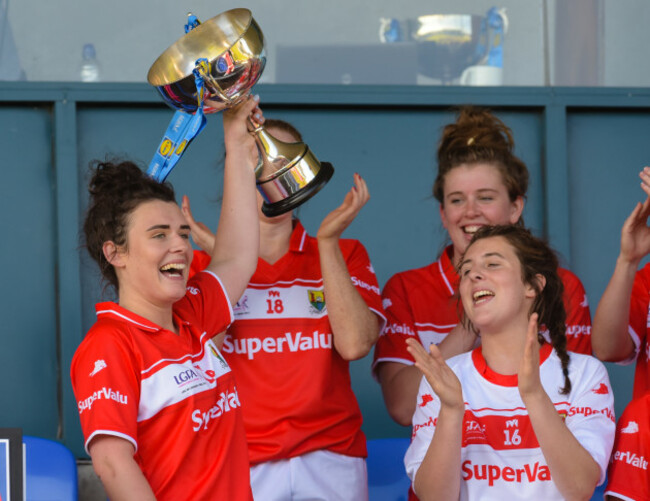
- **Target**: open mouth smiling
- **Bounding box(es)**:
[463,225,483,235]
[160,263,186,277]
[473,290,494,304]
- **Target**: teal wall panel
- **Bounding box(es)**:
[567,109,650,417]
[0,105,59,435]
[2,82,650,456]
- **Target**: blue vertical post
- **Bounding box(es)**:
[543,103,572,266]
[54,97,85,454]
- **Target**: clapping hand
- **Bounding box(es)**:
[517,313,544,400]
[406,338,464,412]
[316,173,369,242]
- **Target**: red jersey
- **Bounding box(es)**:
[197,221,385,465]
[605,391,650,501]
[373,246,592,374]
[71,271,252,501]
[625,263,650,398]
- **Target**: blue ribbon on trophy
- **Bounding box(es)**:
[475,7,508,68]
[146,18,207,183]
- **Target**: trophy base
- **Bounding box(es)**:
[261,162,334,218]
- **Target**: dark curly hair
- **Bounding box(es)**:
[459,225,572,395]
[433,107,529,220]
[83,160,176,291]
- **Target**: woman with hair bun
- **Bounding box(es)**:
[184,117,385,501]
[405,225,614,500]
[70,96,262,500]
[373,107,593,427]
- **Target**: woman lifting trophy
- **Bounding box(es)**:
[146,8,334,216]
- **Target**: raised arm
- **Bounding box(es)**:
[405,338,464,501]
[200,95,262,306]
[317,173,380,360]
[519,314,601,500]
[592,169,650,361]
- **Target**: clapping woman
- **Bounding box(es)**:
[405,225,615,500]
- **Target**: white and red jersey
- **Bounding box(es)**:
[405,345,615,500]
[605,392,650,501]
[211,220,386,465]
[624,263,650,398]
[373,246,592,374]
[70,271,252,501]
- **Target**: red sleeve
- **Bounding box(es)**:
[189,249,211,279]
[372,272,418,373]
[605,393,650,500]
[558,267,592,354]
[70,323,140,453]
[176,270,234,338]
[343,239,386,328]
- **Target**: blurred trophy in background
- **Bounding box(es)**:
[380,7,507,86]
[147,8,333,217]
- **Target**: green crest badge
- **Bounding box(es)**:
[308,289,326,312]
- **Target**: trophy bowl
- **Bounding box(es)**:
[146,8,333,217]
[408,14,485,83]
[147,8,266,114]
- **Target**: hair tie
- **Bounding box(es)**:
[467,137,475,146]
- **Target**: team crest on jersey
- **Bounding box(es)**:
[209,343,229,370]
[308,289,326,313]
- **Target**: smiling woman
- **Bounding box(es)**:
[69,95,263,500]
[404,225,615,500]
[372,107,593,430]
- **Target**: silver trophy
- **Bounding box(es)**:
[406,9,508,84]
[147,8,333,217]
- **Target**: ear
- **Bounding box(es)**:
[525,273,546,298]
[509,196,525,224]
[103,241,126,268]
[439,203,449,230]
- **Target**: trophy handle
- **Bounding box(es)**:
[247,119,266,176]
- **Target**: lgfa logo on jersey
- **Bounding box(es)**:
[173,365,216,388]
[464,418,488,445]
[308,289,326,313]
